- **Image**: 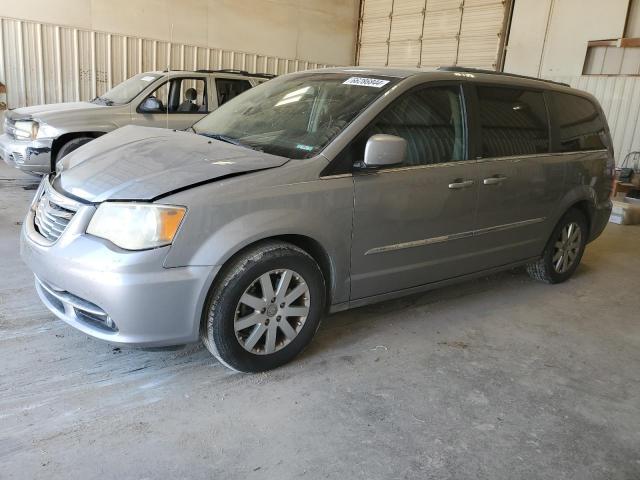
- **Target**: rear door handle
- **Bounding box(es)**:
[483,175,507,185]
[448,179,475,190]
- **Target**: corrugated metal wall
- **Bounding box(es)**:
[357,0,510,69]
[0,17,333,109]
[549,75,640,166]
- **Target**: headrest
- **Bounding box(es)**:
[184,88,197,101]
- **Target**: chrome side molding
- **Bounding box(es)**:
[365,217,546,255]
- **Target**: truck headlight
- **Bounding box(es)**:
[14,120,39,140]
[87,203,186,250]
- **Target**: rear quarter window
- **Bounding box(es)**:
[548,92,607,152]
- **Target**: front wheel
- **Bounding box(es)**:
[526,209,588,284]
[53,136,93,171]
[202,241,325,373]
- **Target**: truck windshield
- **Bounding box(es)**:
[92,73,162,105]
[192,73,398,159]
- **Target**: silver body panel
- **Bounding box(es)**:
[20,68,614,347]
[1,71,263,175]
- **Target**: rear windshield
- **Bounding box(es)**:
[192,73,399,159]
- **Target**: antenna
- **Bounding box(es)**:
[166,23,173,129]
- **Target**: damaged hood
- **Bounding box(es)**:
[56,125,289,202]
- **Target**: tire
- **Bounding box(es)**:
[526,209,588,284]
[53,136,93,171]
[201,241,325,373]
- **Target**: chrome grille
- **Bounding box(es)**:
[33,177,80,242]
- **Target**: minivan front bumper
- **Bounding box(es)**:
[0,133,53,175]
[20,190,218,347]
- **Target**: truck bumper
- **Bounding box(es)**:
[0,133,53,175]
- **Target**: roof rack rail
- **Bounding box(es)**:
[436,66,570,87]
[195,69,276,79]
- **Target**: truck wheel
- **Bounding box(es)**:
[53,136,93,171]
[202,241,325,373]
[526,209,588,284]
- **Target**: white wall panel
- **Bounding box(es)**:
[392,0,425,16]
[0,17,334,108]
[505,0,628,77]
[389,40,422,67]
[421,37,458,67]
[358,0,508,69]
[389,13,424,42]
[427,0,463,11]
[358,42,389,66]
[423,9,461,39]
[0,1,359,67]
[549,75,640,165]
[358,0,392,67]
[362,0,393,18]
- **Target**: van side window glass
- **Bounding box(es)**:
[332,86,465,171]
[549,92,606,152]
[215,79,252,106]
[370,86,464,166]
[477,87,549,158]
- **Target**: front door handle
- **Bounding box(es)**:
[482,175,507,185]
[448,179,474,190]
[483,175,507,185]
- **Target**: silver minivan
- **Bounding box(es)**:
[1,69,269,175]
[20,67,614,372]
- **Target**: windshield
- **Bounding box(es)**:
[192,73,399,159]
[92,73,162,105]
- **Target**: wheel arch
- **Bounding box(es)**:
[51,131,106,166]
[568,199,593,235]
[198,234,335,337]
[552,186,597,237]
[220,234,334,308]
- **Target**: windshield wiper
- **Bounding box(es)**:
[197,132,259,151]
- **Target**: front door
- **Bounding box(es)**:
[349,84,483,300]
[131,76,209,130]
[470,85,564,268]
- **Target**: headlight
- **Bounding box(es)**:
[36,122,59,139]
[86,203,186,250]
[14,120,39,140]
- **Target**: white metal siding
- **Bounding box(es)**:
[357,0,508,69]
[0,17,333,109]
[549,75,640,165]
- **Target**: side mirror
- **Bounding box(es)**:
[139,97,163,113]
[363,134,406,168]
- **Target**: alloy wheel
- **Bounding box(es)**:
[552,222,582,274]
[234,269,310,355]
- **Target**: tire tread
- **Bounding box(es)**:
[201,240,323,372]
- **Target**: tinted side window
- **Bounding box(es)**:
[549,92,606,152]
[331,86,465,171]
[215,79,252,105]
[477,87,549,157]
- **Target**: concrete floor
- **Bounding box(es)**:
[1,161,639,480]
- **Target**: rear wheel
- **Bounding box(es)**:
[202,241,325,373]
[526,209,588,284]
